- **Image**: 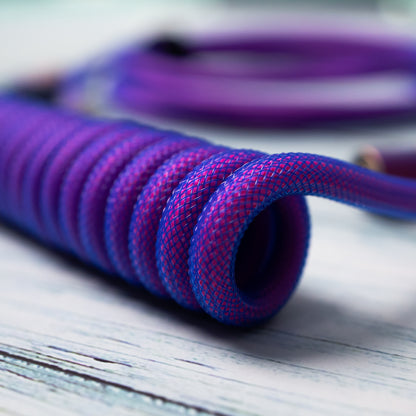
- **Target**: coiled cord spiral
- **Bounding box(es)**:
[1,95,416,326]
[59,30,416,126]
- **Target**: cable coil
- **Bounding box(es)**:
[1,95,416,326]
[59,31,416,126]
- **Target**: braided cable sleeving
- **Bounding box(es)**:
[58,31,416,126]
[1,95,416,326]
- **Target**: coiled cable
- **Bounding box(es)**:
[1,95,416,326]
[58,30,416,126]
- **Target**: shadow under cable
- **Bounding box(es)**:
[0,217,415,365]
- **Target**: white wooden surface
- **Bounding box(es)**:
[1,2,416,415]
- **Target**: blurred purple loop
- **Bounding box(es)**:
[59,29,416,127]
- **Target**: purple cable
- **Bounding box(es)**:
[59,122,144,253]
[104,135,208,281]
[39,120,116,244]
[58,30,416,126]
[127,145,226,294]
[1,96,416,326]
[0,103,54,219]
[19,116,84,234]
[157,149,265,309]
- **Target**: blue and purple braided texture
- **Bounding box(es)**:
[1,95,416,326]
